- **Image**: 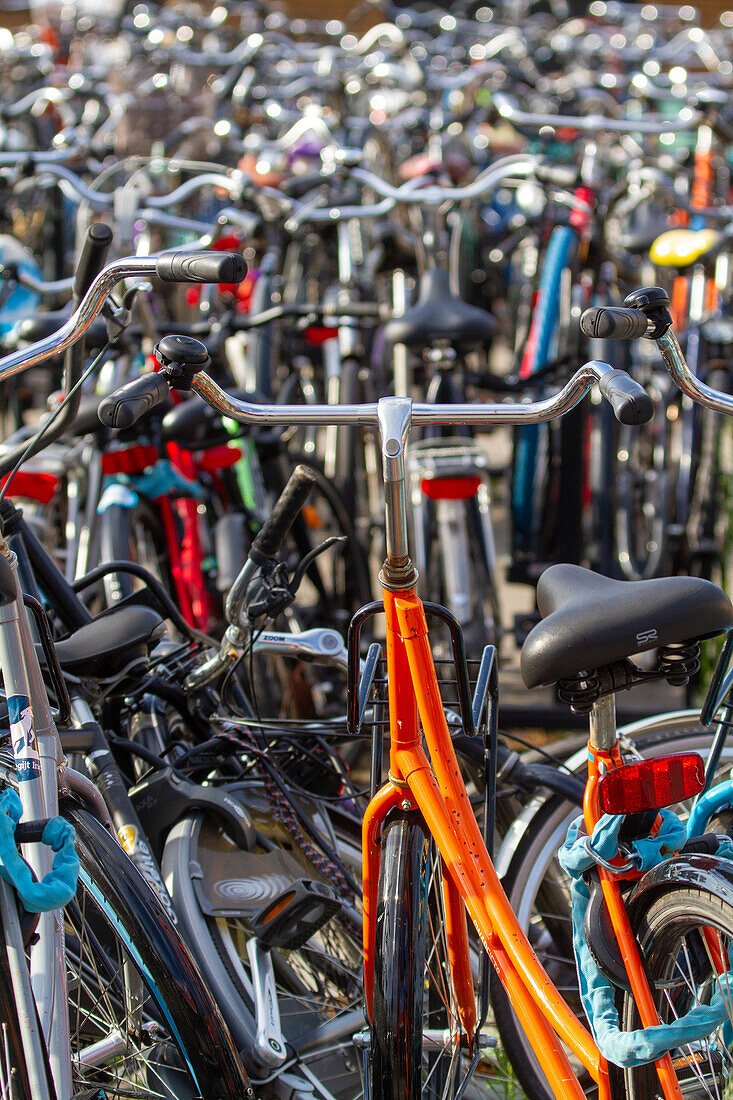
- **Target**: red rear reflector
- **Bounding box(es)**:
[0,471,58,503]
[421,476,481,500]
[196,445,242,471]
[598,753,705,816]
[304,326,338,345]
[102,445,158,476]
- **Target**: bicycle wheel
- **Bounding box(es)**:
[687,370,733,586]
[620,884,733,1099]
[263,451,372,630]
[372,813,512,1100]
[613,379,675,581]
[99,499,173,606]
[66,803,252,1100]
[0,884,54,1100]
[491,723,733,1100]
[162,799,363,1098]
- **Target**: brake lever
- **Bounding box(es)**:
[102,282,150,344]
[245,536,346,623]
[288,535,346,592]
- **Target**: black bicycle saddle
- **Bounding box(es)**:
[383,268,496,350]
[38,607,165,677]
[521,564,733,689]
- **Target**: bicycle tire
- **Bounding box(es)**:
[0,886,54,1100]
[334,356,362,507]
[511,224,577,566]
[620,882,733,1099]
[613,377,675,581]
[271,451,372,627]
[371,814,503,1100]
[66,802,253,1100]
[99,499,173,607]
[424,493,502,654]
[491,723,733,1100]
[371,813,432,1100]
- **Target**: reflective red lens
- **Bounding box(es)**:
[598,753,705,815]
[421,476,482,500]
[0,471,58,503]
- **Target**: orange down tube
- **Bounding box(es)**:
[385,587,601,1093]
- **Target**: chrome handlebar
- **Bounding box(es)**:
[492,91,701,135]
[191,359,625,431]
[657,328,733,418]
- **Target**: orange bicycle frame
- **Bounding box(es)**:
[362,582,686,1100]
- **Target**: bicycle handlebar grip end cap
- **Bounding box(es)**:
[599,369,654,426]
[250,464,319,560]
[155,251,247,284]
[15,821,47,844]
[98,373,170,429]
[73,223,114,303]
[580,306,649,340]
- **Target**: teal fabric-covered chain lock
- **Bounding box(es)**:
[560,810,733,1068]
[0,788,78,912]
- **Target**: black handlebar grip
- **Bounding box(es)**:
[598,369,654,426]
[98,373,171,429]
[73,223,114,303]
[155,251,247,284]
[250,464,319,560]
[15,820,48,843]
[580,306,649,340]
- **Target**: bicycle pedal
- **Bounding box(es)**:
[667,1048,725,1099]
[250,879,342,950]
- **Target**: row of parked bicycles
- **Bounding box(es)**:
[4,2,733,1099]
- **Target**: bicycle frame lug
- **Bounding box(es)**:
[378,559,419,591]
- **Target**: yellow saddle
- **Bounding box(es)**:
[650,227,721,268]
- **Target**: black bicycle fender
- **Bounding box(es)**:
[627,851,733,911]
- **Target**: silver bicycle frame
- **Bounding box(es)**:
[0,537,72,1099]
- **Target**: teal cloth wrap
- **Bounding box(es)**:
[0,788,78,912]
[559,810,733,1068]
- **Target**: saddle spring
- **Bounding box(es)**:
[557,671,602,712]
[657,640,700,686]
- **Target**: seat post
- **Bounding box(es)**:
[588,694,617,752]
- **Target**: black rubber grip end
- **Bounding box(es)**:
[15,820,48,843]
[73,223,114,303]
[580,306,649,341]
[98,373,170,429]
[599,369,654,425]
[155,251,247,284]
[250,465,319,560]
